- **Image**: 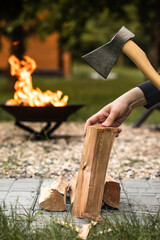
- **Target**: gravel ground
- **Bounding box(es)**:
[0,122,160,180]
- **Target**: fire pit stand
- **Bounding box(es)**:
[0,104,83,139]
[15,121,63,139]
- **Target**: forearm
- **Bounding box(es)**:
[116,87,148,111]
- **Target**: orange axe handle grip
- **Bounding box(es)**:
[122,40,160,90]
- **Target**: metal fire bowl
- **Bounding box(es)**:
[0,104,83,122]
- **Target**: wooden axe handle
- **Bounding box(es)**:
[122,40,160,90]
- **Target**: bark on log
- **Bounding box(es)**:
[103,175,120,208]
[72,126,117,219]
[39,175,69,211]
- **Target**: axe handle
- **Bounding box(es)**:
[122,40,160,90]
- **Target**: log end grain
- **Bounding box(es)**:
[103,175,121,208]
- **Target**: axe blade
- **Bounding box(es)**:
[82,26,135,79]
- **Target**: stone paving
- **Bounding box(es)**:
[0,178,160,226]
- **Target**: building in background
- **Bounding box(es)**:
[0,33,71,77]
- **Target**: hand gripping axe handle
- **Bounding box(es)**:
[82,26,160,90]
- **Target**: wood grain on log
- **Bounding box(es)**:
[72,126,117,219]
[69,172,78,205]
[70,173,120,210]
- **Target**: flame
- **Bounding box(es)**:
[7,55,68,107]
[12,41,19,46]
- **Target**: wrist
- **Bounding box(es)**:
[120,87,148,110]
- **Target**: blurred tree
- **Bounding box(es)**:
[0,0,107,59]
[96,0,160,69]
[0,0,51,88]
[79,4,143,61]
[0,0,159,68]
[43,0,160,68]
[135,0,160,69]
[0,0,49,59]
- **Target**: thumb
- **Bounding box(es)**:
[102,111,117,127]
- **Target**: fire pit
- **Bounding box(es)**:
[2,54,83,138]
[0,104,83,138]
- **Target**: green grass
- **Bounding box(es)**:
[0,204,160,240]
[0,64,160,124]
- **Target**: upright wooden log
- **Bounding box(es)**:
[39,175,69,211]
[70,172,120,208]
[69,172,78,205]
[72,126,117,219]
[103,175,120,208]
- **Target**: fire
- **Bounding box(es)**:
[7,55,68,107]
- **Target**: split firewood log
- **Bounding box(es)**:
[69,172,78,205]
[39,175,69,211]
[103,175,120,208]
[72,126,117,219]
[70,172,120,209]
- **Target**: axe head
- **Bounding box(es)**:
[82,26,135,79]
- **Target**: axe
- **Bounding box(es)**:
[82,26,160,90]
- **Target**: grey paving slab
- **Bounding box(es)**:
[128,195,159,206]
[0,179,40,214]
[121,179,151,189]
[148,180,160,195]
[0,178,160,226]
[10,179,40,192]
[151,189,160,195]
[0,178,15,191]
[3,206,34,216]
[149,180,160,186]
[119,189,131,211]
[33,210,90,228]
[120,192,127,199]
[4,191,37,207]
[34,201,90,227]
[0,192,8,203]
[131,204,160,213]
[40,178,57,187]
[123,187,139,193]
[120,179,160,214]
